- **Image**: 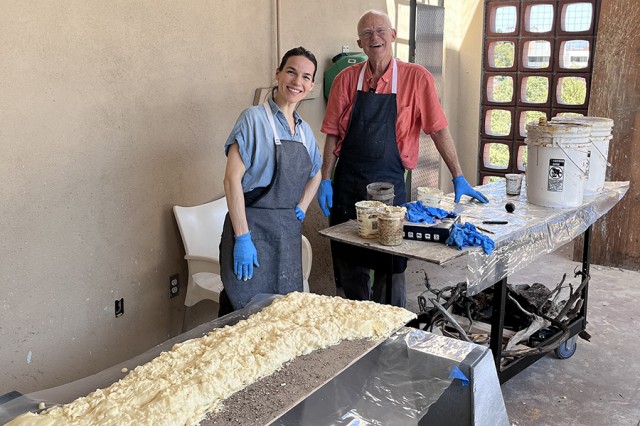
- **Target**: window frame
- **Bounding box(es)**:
[479,0,599,180]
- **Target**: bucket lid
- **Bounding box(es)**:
[551,116,613,130]
[525,121,592,146]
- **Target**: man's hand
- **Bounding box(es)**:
[233,232,259,281]
[295,205,305,222]
[452,175,488,203]
[317,179,333,217]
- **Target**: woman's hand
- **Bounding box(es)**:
[233,232,259,281]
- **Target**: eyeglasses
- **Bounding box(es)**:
[358,27,393,40]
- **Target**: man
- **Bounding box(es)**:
[317,10,487,307]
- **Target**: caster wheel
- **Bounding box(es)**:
[555,336,577,359]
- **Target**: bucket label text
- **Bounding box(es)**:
[548,159,565,192]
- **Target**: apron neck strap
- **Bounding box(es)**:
[263,101,281,146]
[262,101,306,147]
[357,58,398,94]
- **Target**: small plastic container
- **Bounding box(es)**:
[355,200,386,238]
[378,206,407,246]
[367,182,395,206]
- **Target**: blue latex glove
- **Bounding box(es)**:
[233,232,259,281]
[317,179,333,217]
[295,205,305,221]
[402,201,457,224]
[452,175,489,203]
[445,222,496,255]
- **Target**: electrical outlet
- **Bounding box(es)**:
[342,45,350,53]
[115,298,124,317]
[169,273,179,298]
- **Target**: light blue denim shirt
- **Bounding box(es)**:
[224,97,322,192]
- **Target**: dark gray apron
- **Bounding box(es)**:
[330,59,407,273]
[220,102,312,310]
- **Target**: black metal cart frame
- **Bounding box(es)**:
[489,226,592,383]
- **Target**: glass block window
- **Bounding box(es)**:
[488,41,516,68]
[560,2,593,32]
[493,5,518,33]
[556,75,588,106]
[479,0,598,180]
[482,142,511,169]
[520,75,550,104]
[525,4,554,33]
[558,39,591,70]
[487,75,515,103]
[522,40,552,69]
[485,109,513,137]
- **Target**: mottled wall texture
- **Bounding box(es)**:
[0,0,487,394]
[574,0,640,268]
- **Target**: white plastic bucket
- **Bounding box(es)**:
[525,122,591,208]
[355,200,386,238]
[550,116,614,195]
[585,135,613,194]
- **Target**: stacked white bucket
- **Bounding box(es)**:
[551,116,614,194]
[525,116,614,208]
[525,118,591,208]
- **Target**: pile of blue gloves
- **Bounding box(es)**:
[402,201,457,224]
[445,222,496,255]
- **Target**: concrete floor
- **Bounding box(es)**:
[405,242,640,426]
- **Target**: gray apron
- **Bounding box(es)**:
[220,102,312,310]
[331,58,408,273]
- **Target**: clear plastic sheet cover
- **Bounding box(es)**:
[0,295,277,424]
[438,180,629,296]
[1,297,495,426]
[273,327,491,425]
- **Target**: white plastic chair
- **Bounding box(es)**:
[174,197,312,331]
[301,234,312,293]
[173,197,228,332]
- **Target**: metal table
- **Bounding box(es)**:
[319,181,629,382]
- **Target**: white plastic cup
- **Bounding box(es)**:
[505,174,524,196]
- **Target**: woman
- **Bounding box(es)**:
[219,46,322,312]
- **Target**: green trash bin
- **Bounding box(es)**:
[323,52,367,100]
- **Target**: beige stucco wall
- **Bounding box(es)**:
[440,0,484,190]
[0,0,483,394]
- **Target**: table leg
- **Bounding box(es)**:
[386,254,393,305]
[490,277,508,370]
[580,225,592,324]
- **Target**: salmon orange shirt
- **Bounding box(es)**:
[321,59,448,170]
